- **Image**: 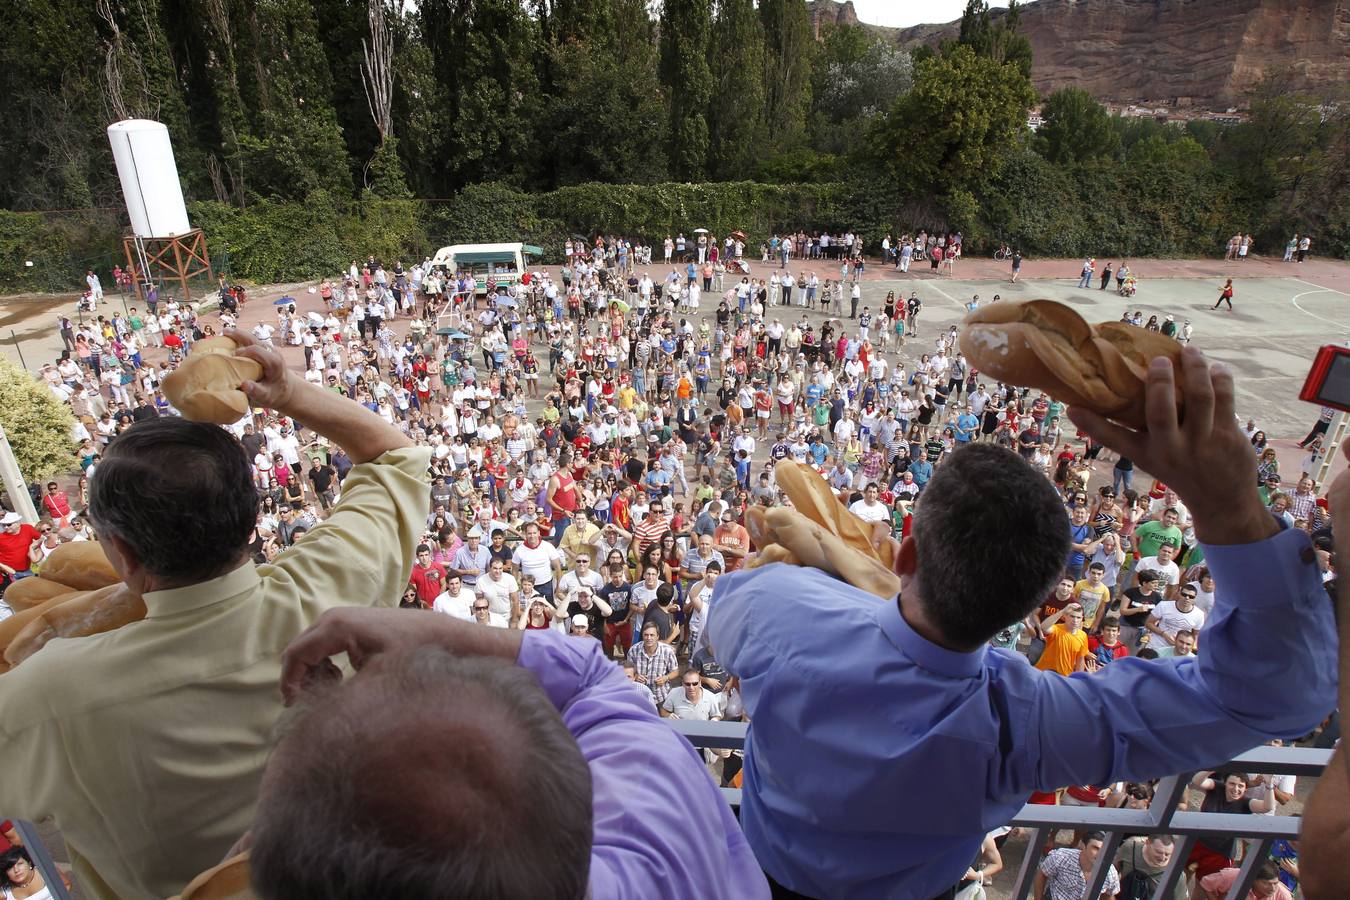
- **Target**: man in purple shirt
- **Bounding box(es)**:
[245,607,769,899]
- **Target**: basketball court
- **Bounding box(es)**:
[862,273,1350,438]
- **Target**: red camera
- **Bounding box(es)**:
[1299,344,1350,413]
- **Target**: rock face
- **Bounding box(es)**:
[875,0,1350,106]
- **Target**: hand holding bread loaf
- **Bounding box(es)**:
[745,461,901,599]
[161,335,263,424]
[959,299,1184,430]
[0,541,145,672]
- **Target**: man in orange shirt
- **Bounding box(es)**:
[713,507,751,573]
[1035,602,1090,676]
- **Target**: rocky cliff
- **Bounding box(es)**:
[815,0,1350,107]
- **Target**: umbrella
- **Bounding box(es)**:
[273,297,296,306]
[494,296,518,308]
[693,228,709,234]
[731,230,747,240]
[608,298,631,312]
[449,331,471,340]
[434,327,457,336]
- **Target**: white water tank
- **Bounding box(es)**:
[107,119,191,238]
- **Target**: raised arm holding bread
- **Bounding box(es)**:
[0,327,430,900]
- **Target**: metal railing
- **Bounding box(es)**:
[670,720,1329,900]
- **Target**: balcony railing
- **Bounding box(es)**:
[670,720,1329,900]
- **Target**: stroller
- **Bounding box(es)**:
[727,258,752,275]
[1117,274,1138,298]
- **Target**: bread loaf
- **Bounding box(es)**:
[743,463,901,598]
[161,336,263,424]
[959,299,1183,429]
[3,576,78,611]
[4,583,146,667]
[35,541,119,591]
[0,585,118,672]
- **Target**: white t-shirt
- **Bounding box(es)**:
[475,572,519,617]
[432,589,472,620]
[849,499,889,524]
[1149,599,1205,639]
[1136,556,1180,588]
[512,541,561,585]
[1188,580,1216,616]
[558,568,605,603]
[1244,773,1296,815]
[661,687,724,721]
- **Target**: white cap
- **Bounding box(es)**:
[571,614,589,628]
[1,512,21,525]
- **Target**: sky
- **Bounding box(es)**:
[848,1,1010,29]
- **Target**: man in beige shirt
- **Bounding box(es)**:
[0,329,429,899]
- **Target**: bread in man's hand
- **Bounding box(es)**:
[4,583,146,668]
[774,461,896,569]
[959,299,1183,429]
[162,335,263,424]
[36,540,120,592]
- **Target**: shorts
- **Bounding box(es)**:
[603,621,632,655]
[1187,844,1232,881]
[756,409,770,419]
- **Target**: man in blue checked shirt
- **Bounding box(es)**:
[710,348,1338,900]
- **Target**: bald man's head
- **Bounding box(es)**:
[250,646,592,898]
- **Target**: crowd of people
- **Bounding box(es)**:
[0,233,1341,900]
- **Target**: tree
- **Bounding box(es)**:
[1036,87,1120,165]
[810,24,912,157]
[873,44,1035,198]
[660,0,714,180]
[0,359,75,492]
[955,0,1032,77]
[418,0,544,191]
[708,0,767,180]
[760,0,813,151]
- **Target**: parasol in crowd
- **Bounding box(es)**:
[494,296,518,308]
[608,298,631,313]
[273,296,296,306]
[731,230,747,240]
[434,327,457,336]
[693,228,709,234]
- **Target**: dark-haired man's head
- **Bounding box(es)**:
[902,444,1068,648]
[250,646,592,899]
[87,417,258,589]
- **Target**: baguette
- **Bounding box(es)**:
[2,575,78,611]
[0,585,119,673]
[35,541,119,592]
[752,506,900,599]
[959,299,1183,429]
[4,583,146,668]
[774,461,896,569]
[161,336,263,424]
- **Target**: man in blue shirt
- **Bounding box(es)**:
[954,406,979,443]
[710,350,1338,899]
[908,457,933,489]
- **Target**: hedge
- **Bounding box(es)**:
[6,172,1338,292]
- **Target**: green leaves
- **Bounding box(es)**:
[1036,88,1120,166]
[0,357,75,488]
[875,44,1035,198]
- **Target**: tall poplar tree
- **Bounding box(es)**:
[759,0,813,151]
[659,0,714,181]
[707,0,767,180]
